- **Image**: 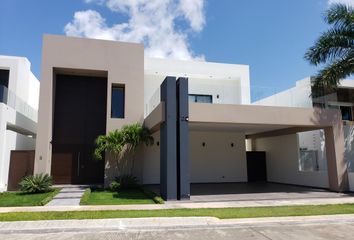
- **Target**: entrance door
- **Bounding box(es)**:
[246,151,267,182]
[52,74,107,184]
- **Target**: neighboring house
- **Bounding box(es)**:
[34,35,348,200]
[0,55,39,192]
[254,77,354,192]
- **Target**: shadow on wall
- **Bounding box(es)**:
[345,125,354,172]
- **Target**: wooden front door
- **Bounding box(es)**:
[7,151,35,190]
[52,74,107,184]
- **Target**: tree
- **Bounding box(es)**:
[305,4,354,94]
[94,123,154,176]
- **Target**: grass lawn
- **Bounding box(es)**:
[0,188,60,207]
[80,189,156,205]
[1,204,354,221]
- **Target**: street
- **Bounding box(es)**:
[2,215,354,239]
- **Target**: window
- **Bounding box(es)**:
[328,103,353,121]
[188,94,212,103]
[340,106,353,121]
[0,70,9,104]
[0,69,9,87]
[299,149,319,172]
[111,85,125,118]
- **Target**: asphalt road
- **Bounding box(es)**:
[2,218,354,240]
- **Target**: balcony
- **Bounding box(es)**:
[0,84,37,121]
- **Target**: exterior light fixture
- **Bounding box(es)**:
[202,142,206,147]
[231,143,234,147]
[156,141,160,146]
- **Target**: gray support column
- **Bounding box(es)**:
[176,77,190,200]
[160,77,177,200]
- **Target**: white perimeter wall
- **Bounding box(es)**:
[253,77,313,108]
[255,134,329,188]
[0,103,37,191]
[142,131,248,184]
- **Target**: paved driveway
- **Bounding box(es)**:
[148,182,353,202]
[189,182,353,202]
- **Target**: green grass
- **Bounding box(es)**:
[1,204,354,221]
[0,188,60,207]
[80,188,155,205]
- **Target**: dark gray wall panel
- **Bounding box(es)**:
[160,76,177,200]
[177,77,190,200]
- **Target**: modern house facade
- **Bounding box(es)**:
[0,55,39,192]
[254,77,354,192]
[34,35,348,200]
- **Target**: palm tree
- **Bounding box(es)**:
[94,123,154,176]
[305,4,354,94]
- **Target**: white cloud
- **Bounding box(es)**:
[328,0,354,7]
[65,0,206,60]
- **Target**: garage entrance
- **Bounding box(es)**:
[51,74,107,184]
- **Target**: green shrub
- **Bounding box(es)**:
[109,180,121,192]
[109,175,139,191]
[19,174,53,193]
[118,175,139,190]
[80,188,91,205]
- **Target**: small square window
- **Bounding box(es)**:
[111,85,125,118]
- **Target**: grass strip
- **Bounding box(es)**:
[1,204,354,221]
[79,188,91,205]
[140,187,164,204]
[40,188,61,206]
[0,188,61,207]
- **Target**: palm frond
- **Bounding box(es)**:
[312,51,354,89]
[325,4,354,28]
[305,27,353,65]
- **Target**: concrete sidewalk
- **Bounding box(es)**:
[1,214,354,234]
[1,196,354,213]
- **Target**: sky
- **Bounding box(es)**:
[0,0,353,100]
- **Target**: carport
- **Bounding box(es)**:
[144,77,349,201]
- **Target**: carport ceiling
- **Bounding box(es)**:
[189,122,294,135]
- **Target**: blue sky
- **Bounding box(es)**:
[0,0,349,99]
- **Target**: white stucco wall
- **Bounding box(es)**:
[255,134,329,188]
[189,131,247,183]
[142,131,161,184]
[253,77,313,108]
[0,56,39,192]
[142,131,248,184]
[144,58,250,116]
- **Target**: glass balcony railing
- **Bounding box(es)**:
[0,84,38,122]
[145,83,315,116]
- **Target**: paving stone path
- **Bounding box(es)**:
[46,186,87,206]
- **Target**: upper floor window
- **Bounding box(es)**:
[0,69,9,88]
[189,94,212,103]
[111,85,125,118]
[328,103,353,121]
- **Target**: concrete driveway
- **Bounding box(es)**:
[190,182,353,202]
